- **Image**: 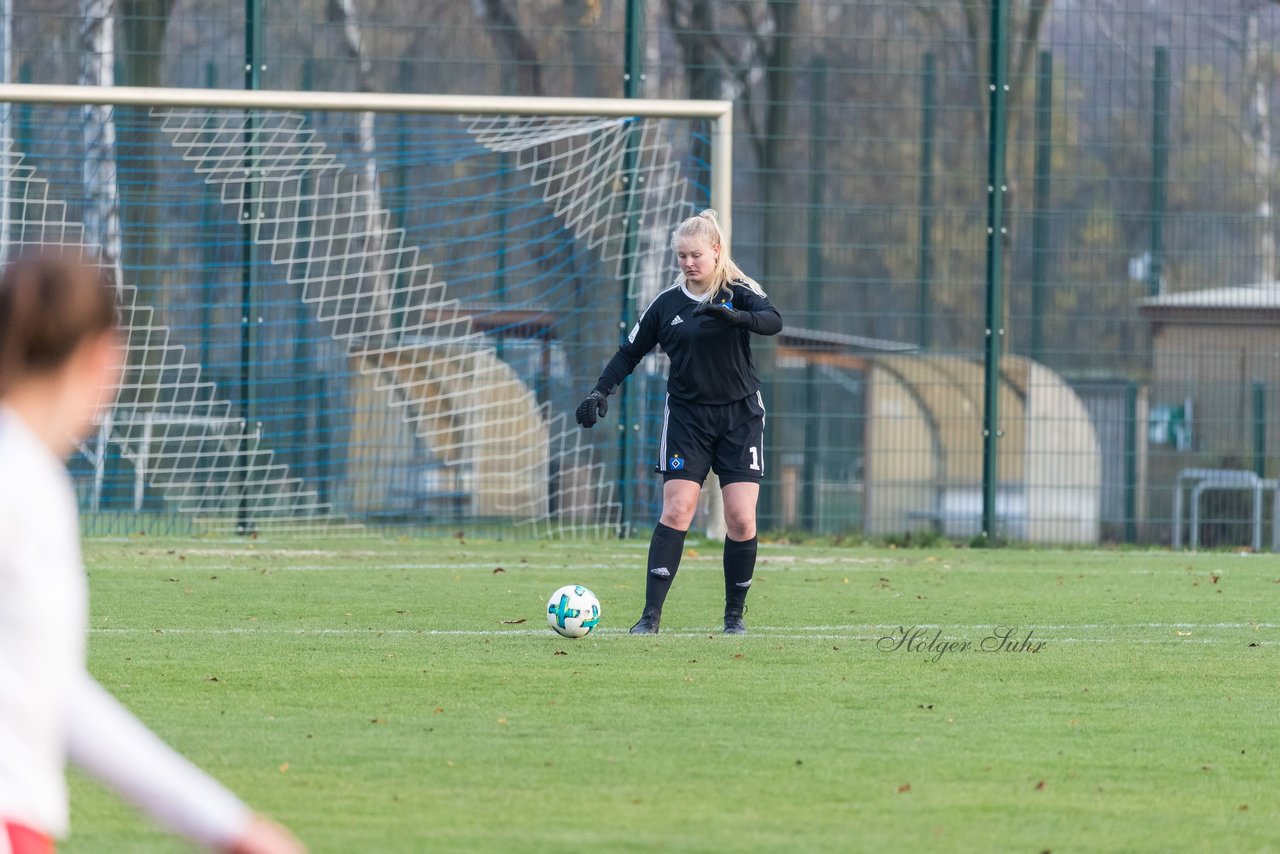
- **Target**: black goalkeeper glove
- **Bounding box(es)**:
[692,299,751,328]
[575,389,610,428]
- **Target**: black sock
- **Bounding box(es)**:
[724,535,758,611]
[644,522,687,613]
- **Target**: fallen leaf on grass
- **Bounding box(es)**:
[897,783,911,793]
[1035,780,1046,791]
[493,567,505,574]
[501,618,527,625]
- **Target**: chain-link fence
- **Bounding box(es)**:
[7,0,1279,545]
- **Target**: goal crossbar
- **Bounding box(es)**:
[0,83,734,233]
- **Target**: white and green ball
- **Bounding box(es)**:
[546,585,601,638]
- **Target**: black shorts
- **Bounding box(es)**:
[656,392,766,486]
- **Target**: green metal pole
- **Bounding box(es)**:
[1149,46,1169,297]
[296,58,316,492]
[14,61,28,244]
[803,58,827,532]
[1030,49,1053,364]
[1253,380,1266,478]
[395,59,411,333]
[980,0,1010,542]
[496,152,509,361]
[917,52,935,349]
[615,0,645,537]
[300,59,328,504]
[238,0,263,535]
[199,61,218,372]
[1124,381,1138,543]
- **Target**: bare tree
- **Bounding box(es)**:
[1243,5,1274,282]
[120,0,173,88]
[327,0,394,314]
[664,0,801,289]
[115,0,173,308]
[471,0,545,96]
[563,0,602,97]
[665,0,721,194]
[957,0,1052,132]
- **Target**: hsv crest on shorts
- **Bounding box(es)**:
[669,453,684,470]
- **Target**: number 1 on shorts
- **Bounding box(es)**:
[749,446,760,471]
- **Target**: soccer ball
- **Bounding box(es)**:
[546,584,601,638]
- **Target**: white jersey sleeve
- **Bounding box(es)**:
[66,673,252,850]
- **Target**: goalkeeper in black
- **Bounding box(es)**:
[575,209,782,635]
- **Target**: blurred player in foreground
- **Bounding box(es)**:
[576,209,782,634]
[0,252,305,854]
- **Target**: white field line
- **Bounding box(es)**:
[110,561,1248,574]
[88,623,1277,644]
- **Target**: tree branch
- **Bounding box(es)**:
[469,0,545,96]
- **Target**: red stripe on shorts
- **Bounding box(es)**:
[4,822,54,854]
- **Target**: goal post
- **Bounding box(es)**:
[0,83,734,536]
[0,82,733,230]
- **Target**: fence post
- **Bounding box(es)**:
[200,61,218,371]
[1253,380,1266,478]
[803,58,827,532]
[238,0,263,535]
[1124,381,1138,543]
[981,0,1010,542]
[616,0,646,537]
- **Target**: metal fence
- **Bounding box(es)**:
[5,0,1279,546]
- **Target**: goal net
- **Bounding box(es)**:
[0,85,730,535]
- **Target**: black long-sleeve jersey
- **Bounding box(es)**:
[594,281,783,405]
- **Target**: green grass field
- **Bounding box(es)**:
[67,536,1279,853]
